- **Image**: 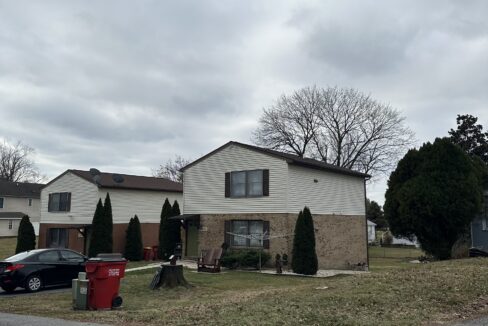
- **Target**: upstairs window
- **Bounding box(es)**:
[225,170,269,198]
[48,192,71,212]
[28,198,32,206]
[8,220,13,230]
[0,197,3,208]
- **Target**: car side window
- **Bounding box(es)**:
[37,251,61,262]
[60,250,85,262]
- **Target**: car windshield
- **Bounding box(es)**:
[4,249,44,262]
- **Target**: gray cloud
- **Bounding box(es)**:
[1,0,487,204]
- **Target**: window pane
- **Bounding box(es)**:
[50,193,60,211]
[231,171,246,197]
[249,221,263,247]
[60,250,84,262]
[232,221,248,247]
[247,170,263,196]
[38,251,60,262]
[59,193,68,211]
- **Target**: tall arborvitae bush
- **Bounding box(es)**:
[158,198,173,260]
[88,199,112,257]
[170,200,182,244]
[15,215,36,254]
[103,193,114,253]
[291,207,318,275]
[124,215,143,261]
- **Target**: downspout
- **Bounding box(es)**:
[364,177,370,271]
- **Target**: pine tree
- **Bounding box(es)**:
[103,193,114,253]
[170,200,182,244]
[158,198,173,260]
[15,215,36,254]
[124,215,143,261]
[88,199,111,257]
[291,207,318,275]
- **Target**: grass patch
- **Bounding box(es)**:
[0,237,17,260]
[1,242,483,325]
[2,255,488,325]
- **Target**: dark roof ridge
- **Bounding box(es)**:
[181,141,370,178]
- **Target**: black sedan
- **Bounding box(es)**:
[0,248,87,293]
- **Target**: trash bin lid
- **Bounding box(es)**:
[88,253,127,262]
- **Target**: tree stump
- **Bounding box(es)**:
[150,264,191,290]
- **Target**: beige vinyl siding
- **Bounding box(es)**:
[40,172,99,224]
[0,197,41,222]
[98,189,182,224]
[183,144,288,214]
[0,219,21,237]
[287,165,365,215]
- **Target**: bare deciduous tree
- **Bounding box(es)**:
[152,155,191,183]
[253,86,415,177]
[0,140,45,183]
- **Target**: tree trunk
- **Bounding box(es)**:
[150,264,191,290]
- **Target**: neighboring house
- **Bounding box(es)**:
[39,169,183,255]
[367,220,376,243]
[0,180,43,237]
[471,190,488,251]
[178,141,369,270]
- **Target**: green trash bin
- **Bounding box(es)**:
[72,272,89,310]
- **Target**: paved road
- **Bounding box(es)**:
[0,313,107,326]
[452,316,488,326]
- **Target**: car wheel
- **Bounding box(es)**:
[1,285,16,293]
[25,275,42,292]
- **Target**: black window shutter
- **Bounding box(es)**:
[263,221,270,249]
[48,194,52,212]
[224,220,231,246]
[263,169,269,196]
[225,172,231,198]
[67,193,71,212]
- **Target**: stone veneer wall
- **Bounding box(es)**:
[197,213,367,270]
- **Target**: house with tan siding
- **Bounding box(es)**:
[39,169,183,254]
[0,180,43,237]
[179,141,369,270]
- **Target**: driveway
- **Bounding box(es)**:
[0,312,106,326]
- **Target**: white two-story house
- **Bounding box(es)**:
[179,141,369,270]
[39,169,183,254]
[0,180,43,237]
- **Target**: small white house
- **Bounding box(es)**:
[0,180,43,237]
[367,220,376,243]
[39,169,183,254]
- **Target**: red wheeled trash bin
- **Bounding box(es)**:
[85,256,127,310]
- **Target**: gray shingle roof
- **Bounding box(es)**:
[181,141,370,178]
[0,180,43,198]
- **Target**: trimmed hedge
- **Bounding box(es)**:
[221,250,271,269]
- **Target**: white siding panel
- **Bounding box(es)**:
[0,197,40,222]
[183,144,288,214]
[40,172,99,224]
[98,189,182,224]
[0,219,21,237]
[287,165,365,215]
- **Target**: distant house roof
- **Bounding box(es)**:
[0,212,26,219]
[181,141,370,178]
[44,169,183,193]
[0,180,44,199]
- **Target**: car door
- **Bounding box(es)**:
[59,250,86,282]
[35,250,64,286]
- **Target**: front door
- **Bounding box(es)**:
[186,220,199,257]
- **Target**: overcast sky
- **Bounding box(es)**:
[1,0,487,204]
